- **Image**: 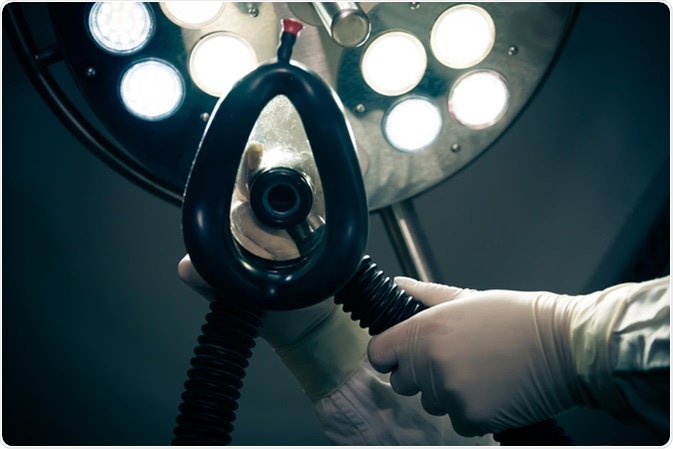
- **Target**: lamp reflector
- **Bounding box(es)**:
[383,97,442,152]
[449,70,509,129]
[120,60,184,121]
[88,2,153,54]
[189,32,258,98]
[431,4,495,69]
[361,31,427,96]
[162,2,225,28]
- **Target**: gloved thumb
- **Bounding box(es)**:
[177,254,217,302]
[394,276,473,307]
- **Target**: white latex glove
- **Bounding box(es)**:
[367,276,636,437]
[179,254,369,399]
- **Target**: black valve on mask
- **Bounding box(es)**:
[249,167,314,229]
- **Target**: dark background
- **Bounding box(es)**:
[3,2,669,446]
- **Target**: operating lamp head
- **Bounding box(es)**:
[28,3,575,210]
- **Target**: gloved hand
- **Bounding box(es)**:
[179,255,369,399]
[178,138,369,399]
[178,141,369,399]
[367,276,634,437]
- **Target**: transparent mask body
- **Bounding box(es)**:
[230,95,326,262]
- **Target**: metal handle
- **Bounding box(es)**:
[311,2,370,47]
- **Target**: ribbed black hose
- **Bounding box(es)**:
[172,299,265,445]
[335,255,427,335]
[335,255,573,446]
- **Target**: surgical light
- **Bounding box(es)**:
[120,60,184,121]
[189,32,258,97]
[12,2,576,209]
[449,70,510,130]
[430,4,495,69]
[161,2,225,28]
[88,2,153,55]
[361,31,427,96]
[6,1,578,446]
[383,97,442,152]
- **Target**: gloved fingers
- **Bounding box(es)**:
[367,318,417,373]
[244,141,264,172]
[388,364,420,396]
[177,254,208,288]
[420,392,447,416]
[177,254,218,301]
[449,415,480,438]
[367,336,397,373]
[230,202,298,259]
[234,141,264,201]
[393,276,474,307]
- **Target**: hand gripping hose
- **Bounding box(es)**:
[335,255,573,446]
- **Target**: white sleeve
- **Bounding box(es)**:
[273,303,496,445]
[312,359,497,446]
[571,275,670,436]
[609,275,670,436]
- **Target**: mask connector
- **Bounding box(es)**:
[278,18,304,63]
[249,167,313,229]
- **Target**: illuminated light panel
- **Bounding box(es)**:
[361,31,427,96]
[189,32,258,98]
[449,70,509,130]
[383,97,442,152]
[162,2,225,28]
[89,2,153,54]
[431,4,495,69]
[120,60,184,121]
